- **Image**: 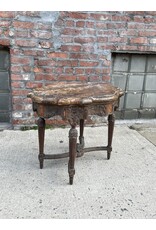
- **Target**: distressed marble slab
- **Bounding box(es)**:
[28,82,124,106]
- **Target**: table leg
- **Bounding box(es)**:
[107,114,115,160]
[38,117,45,169]
[68,125,78,185]
[76,119,85,157]
[79,119,85,147]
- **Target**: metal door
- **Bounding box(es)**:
[0,47,11,123]
[112,53,156,119]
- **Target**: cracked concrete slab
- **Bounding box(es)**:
[0,125,156,219]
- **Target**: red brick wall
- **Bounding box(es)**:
[0,11,156,128]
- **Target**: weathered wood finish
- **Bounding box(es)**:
[28,82,124,185]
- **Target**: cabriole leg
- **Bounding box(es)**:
[107,114,115,160]
[37,117,45,169]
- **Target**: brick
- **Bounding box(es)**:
[90,13,111,21]
[57,60,78,67]
[12,97,24,104]
[15,30,30,38]
[37,59,56,67]
[65,20,75,27]
[81,45,94,52]
[44,74,57,81]
[96,22,107,29]
[97,37,108,43]
[85,68,95,75]
[89,76,102,81]
[22,50,37,56]
[128,23,145,29]
[64,68,74,74]
[0,20,11,27]
[120,30,138,36]
[0,39,10,46]
[79,61,99,67]
[11,56,32,65]
[102,75,110,81]
[62,28,82,36]
[26,82,43,88]
[112,15,131,22]
[86,29,96,36]
[107,23,124,29]
[43,67,55,73]
[61,37,73,43]
[66,12,87,19]
[139,31,156,37]
[15,39,37,47]
[13,21,35,29]
[11,82,24,88]
[74,37,95,44]
[0,11,15,18]
[133,16,145,23]
[130,37,148,44]
[47,52,68,59]
[86,22,95,28]
[108,37,127,43]
[35,74,56,81]
[22,66,33,72]
[75,68,84,74]
[77,76,88,81]
[97,30,117,36]
[54,68,63,74]
[58,75,76,81]
[10,48,23,55]
[17,11,40,17]
[61,45,81,52]
[144,16,155,23]
[38,22,52,30]
[30,31,52,39]
[69,53,89,59]
[11,66,21,73]
[76,21,85,27]
[33,67,44,73]
[11,74,23,81]
[12,90,30,96]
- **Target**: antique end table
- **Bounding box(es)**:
[28,82,124,185]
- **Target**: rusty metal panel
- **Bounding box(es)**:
[0,72,10,91]
[130,55,146,72]
[147,56,156,72]
[126,93,142,109]
[0,50,10,70]
[112,73,127,90]
[0,94,10,110]
[112,53,156,119]
[143,93,156,108]
[113,54,129,72]
[128,74,144,91]
[145,74,156,90]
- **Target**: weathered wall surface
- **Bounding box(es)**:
[0,11,156,128]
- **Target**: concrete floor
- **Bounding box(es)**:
[0,123,156,219]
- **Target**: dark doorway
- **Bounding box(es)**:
[0,47,12,126]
